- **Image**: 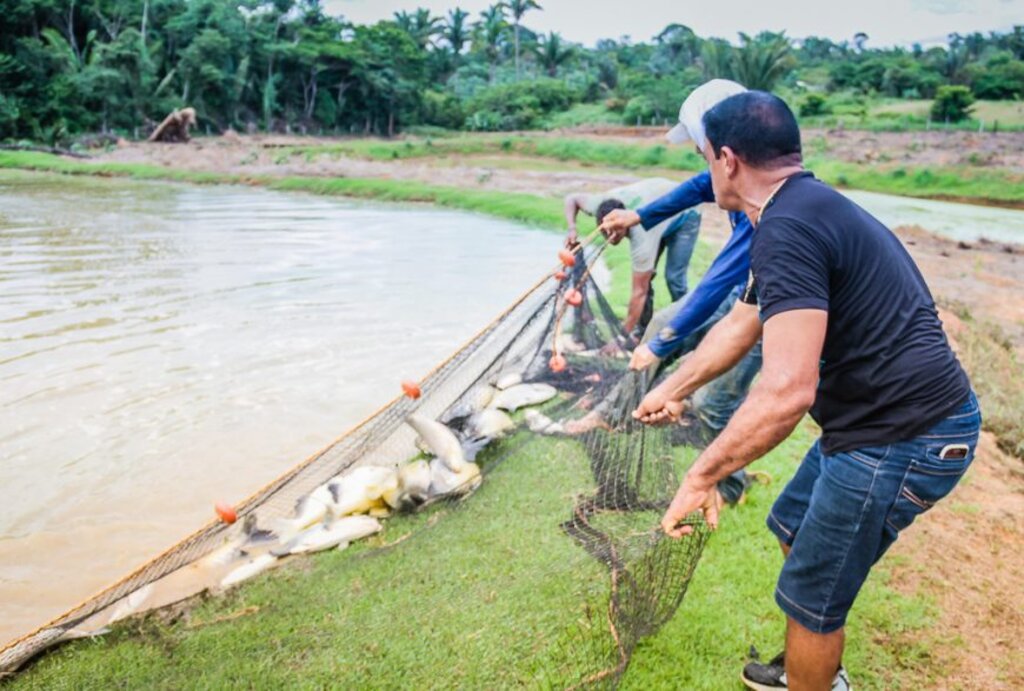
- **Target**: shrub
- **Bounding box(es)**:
[463,79,579,131]
[930,85,974,123]
[622,96,655,124]
[420,91,465,130]
[798,93,831,117]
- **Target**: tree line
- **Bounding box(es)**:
[1,0,1022,142]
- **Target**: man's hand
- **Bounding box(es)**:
[599,208,640,244]
[633,386,684,424]
[629,343,660,371]
[661,470,722,538]
[565,228,579,248]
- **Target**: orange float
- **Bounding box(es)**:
[401,381,422,399]
[549,353,567,373]
[565,289,583,307]
[553,270,567,281]
[558,249,576,267]
[214,502,238,524]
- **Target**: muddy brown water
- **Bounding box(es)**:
[0,171,563,646]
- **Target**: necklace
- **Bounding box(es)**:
[753,178,790,227]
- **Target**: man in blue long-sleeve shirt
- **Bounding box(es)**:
[563,81,764,504]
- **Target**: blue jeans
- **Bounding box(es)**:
[768,392,981,633]
[635,284,763,502]
[637,210,701,339]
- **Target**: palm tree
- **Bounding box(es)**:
[444,8,470,58]
[655,24,701,66]
[500,0,541,80]
[700,38,733,80]
[729,32,795,91]
[393,8,441,50]
[535,32,572,77]
[476,4,507,83]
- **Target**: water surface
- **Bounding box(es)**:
[0,171,560,645]
[844,189,1024,244]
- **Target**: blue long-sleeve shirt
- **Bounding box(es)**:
[636,170,755,359]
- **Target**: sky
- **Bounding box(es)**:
[323,0,1023,48]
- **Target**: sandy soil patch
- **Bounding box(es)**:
[885,431,1024,689]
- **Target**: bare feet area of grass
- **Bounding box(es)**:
[70,137,1024,686]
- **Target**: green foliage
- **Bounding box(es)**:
[729,31,796,91]
[420,90,465,130]
[1,5,1022,140]
[798,92,831,117]
[464,78,578,130]
[966,52,1024,99]
[931,85,975,122]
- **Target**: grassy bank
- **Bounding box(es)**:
[9,423,938,689]
[278,136,1024,208]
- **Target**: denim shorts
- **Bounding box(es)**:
[766,392,981,634]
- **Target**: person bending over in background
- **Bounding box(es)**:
[563,176,700,344]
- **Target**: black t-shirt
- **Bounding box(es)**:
[741,172,970,454]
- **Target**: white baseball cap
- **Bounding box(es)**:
[666,79,748,150]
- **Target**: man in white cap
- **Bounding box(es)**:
[567,80,763,454]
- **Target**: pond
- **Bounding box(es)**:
[0,171,562,645]
[844,189,1024,245]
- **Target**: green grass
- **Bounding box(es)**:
[9,423,938,689]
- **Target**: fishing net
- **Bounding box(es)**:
[0,239,711,686]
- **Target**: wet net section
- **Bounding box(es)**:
[0,241,710,686]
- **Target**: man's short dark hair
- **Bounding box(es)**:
[703,91,802,169]
[596,198,626,225]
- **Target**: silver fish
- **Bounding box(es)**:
[465,408,515,439]
[406,414,466,473]
[428,457,482,498]
[493,371,523,390]
[220,553,278,588]
[443,384,497,421]
[388,459,432,508]
[524,409,566,435]
[272,515,382,556]
[327,465,398,518]
[489,383,558,412]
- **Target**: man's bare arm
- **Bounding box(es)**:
[659,309,827,537]
[563,193,588,246]
[622,271,654,334]
[635,300,762,423]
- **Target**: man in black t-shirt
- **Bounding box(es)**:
[633,90,980,691]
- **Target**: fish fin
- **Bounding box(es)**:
[241,513,257,536]
[328,481,342,504]
[461,436,491,461]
